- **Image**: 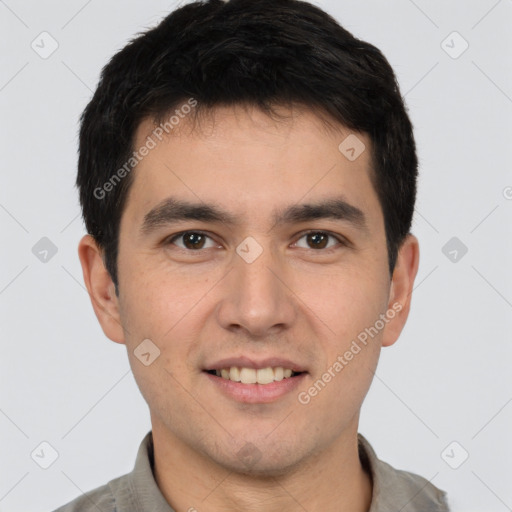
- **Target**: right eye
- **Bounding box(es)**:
[166,231,219,251]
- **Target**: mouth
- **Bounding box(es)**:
[204,366,305,385]
[202,359,308,404]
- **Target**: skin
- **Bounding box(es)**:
[79,104,419,512]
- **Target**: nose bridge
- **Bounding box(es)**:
[216,235,296,336]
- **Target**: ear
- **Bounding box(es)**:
[78,234,125,344]
[381,234,420,348]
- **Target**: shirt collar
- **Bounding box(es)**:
[118,431,448,512]
[126,431,175,511]
[358,432,449,511]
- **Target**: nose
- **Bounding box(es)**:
[215,240,297,339]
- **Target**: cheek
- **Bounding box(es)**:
[298,264,389,342]
[119,265,208,392]
[295,264,388,407]
[300,333,381,422]
[118,256,200,340]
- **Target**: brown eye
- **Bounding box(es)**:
[306,232,328,249]
[294,231,343,251]
[168,231,216,250]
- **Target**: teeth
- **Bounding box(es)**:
[213,366,299,384]
[230,366,241,382]
[240,368,257,384]
[256,367,274,384]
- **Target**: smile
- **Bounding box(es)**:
[203,368,307,404]
[207,366,302,385]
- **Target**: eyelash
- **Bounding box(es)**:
[165,230,347,253]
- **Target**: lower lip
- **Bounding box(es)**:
[204,372,307,404]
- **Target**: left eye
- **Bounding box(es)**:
[293,231,343,250]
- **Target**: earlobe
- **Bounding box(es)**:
[381,234,420,348]
[78,234,126,344]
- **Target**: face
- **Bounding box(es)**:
[81,104,418,475]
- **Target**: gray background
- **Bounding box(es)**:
[1,1,511,511]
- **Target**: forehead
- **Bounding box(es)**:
[137,103,367,155]
[123,104,382,232]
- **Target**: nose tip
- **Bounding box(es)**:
[215,244,297,337]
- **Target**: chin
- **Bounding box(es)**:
[210,441,308,478]
[224,456,303,478]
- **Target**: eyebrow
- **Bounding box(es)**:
[140,196,368,235]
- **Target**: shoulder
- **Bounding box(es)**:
[50,431,157,512]
[50,473,127,512]
[376,458,450,511]
[357,434,450,512]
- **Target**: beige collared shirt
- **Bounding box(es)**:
[52,431,450,512]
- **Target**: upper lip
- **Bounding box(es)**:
[204,356,308,373]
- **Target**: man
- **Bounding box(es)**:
[54,0,450,510]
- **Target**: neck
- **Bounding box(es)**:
[151,420,373,512]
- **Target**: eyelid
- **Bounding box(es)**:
[166,229,349,251]
[292,229,348,250]
[166,230,220,249]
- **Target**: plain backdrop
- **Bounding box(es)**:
[1,1,511,511]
